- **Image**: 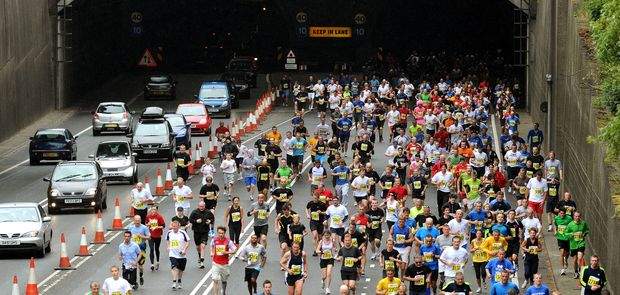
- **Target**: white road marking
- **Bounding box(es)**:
[491,115,503,167]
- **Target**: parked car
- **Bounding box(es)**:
[128,107,176,161]
[221,71,250,100]
[144,74,176,99]
[44,161,108,214]
[29,128,78,165]
[225,56,257,88]
[176,103,213,134]
[91,102,132,136]
[164,114,192,148]
[0,202,52,257]
[194,81,232,118]
[89,141,138,184]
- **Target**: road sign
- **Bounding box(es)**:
[285,64,298,70]
[286,58,296,64]
[287,50,296,58]
[130,25,142,36]
[138,49,157,68]
[130,12,143,24]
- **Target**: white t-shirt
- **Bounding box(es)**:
[310,166,326,185]
[447,219,469,245]
[351,175,370,197]
[220,159,237,174]
[439,247,469,277]
[385,145,398,164]
[173,185,192,211]
[102,277,132,294]
[130,188,154,210]
[283,137,294,156]
[504,150,521,167]
[424,114,438,130]
[521,217,542,234]
[471,151,487,168]
[166,229,190,259]
[432,171,453,193]
[387,110,400,126]
[526,177,548,202]
[328,94,341,109]
[200,164,216,185]
[326,204,348,229]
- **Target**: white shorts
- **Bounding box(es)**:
[335,184,349,198]
[223,173,236,185]
[211,263,230,281]
[395,246,411,263]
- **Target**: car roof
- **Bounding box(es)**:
[200,81,227,89]
[35,128,67,133]
[56,160,97,166]
[0,202,41,208]
[178,103,205,107]
[97,102,125,105]
[98,140,130,145]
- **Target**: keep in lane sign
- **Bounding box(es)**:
[309,26,352,38]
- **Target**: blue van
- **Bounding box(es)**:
[195,81,233,118]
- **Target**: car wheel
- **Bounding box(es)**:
[48,207,59,215]
[45,237,51,253]
[102,197,108,210]
[29,157,39,166]
[130,171,138,185]
[225,111,231,118]
[206,128,212,137]
[92,129,100,136]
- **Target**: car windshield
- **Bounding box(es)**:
[0,207,39,223]
[228,60,251,70]
[96,105,125,114]
[134,122,168,136]
[96,143,130,158]
[166,116,185,127]
[149,76,170,83]
[52,165,97,181]
[34,130,66,141]
[199,87,227,99]
[177,105,206,116]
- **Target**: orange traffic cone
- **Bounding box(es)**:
[154,168,165,196]
[237,119,245,138]
[207,136,217,159]
[164,164,173,190]
[54,233,75,270]
[25,258,38,295]
[91,211,108,244]
[11,275,19,295]
[76,227,92,256]
[193,144,202,172]
[187,148,195,175]
[126,194,135,218]
[108,197,124,231]
[144,175,151,195]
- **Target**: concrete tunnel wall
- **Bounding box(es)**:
[0,0,56,142]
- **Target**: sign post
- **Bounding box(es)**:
[284,50,297,70]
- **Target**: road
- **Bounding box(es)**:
[0,72,532,295]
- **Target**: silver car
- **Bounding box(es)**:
[90,141,138,184]
[91,102,132,136]
[0,202,52,257]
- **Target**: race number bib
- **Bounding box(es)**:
[257,209,267,220]
[413,181,422,189]
[215,245,226,256]
[132,235,142,244]
[344,257,355,268]
[384,181,393,189]
[231,212,241,222]
[260,174,269,181]
[248,252,259,263]
[587,276,600,286]
[387,282,400,293]
[351,238,358,247]
[170,240,180,249]
[206,191,216,200]
[384,260,395,270]
[311,211,320,221]
[291,264,302,275]
[371,220,381,229]
[396,234,406,244]
[452,264,462,271]
[360,143,368,151]
[557,225,566,234]
[423,252,433,262]
[176,158,185,166]
[321,249,333,260]
[528,246,538,254]
[293,234,303,243]
[279,193,289,202]
[573,231,583,241]
[332,215,342,225]
[549,187,557,196]
[519,186,527,195]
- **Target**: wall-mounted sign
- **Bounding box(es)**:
[130,12,143,24]
[296,12,307,24]
[308,27,352,38]
[354,13,366,25]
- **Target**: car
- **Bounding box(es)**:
[144,74,176,99]
[176,103,213,134]
[195,81,233,118]
[89,141,138,184]
[221,71,250,100]
[44,161,108,214]
[225,56,258,88]
[0,202,52,257]
[164,114,192,148]
[91,102,132,136]
[128,107,176,161]
[29,128,78,165]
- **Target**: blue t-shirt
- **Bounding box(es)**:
[467,210,488,234]
[490,223,509,237]
[415,226,440,241]
[332,166,350,186]
[337,118,353,136]
[291,116,303,126]
[490,282,519,295]
[525,284,550,295]
[486,258,515,284]
[353,100,364,113]
[419,244,441,270]
[392,224,411,248]
[290,138,307,156]
[119,242,141,268]
[128,224,150,249]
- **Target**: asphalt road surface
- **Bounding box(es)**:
[0,72,522,295]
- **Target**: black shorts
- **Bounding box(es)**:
[286,155,295,166]
[341,270,358,281]
[473,261,487,280]
[254,224,269,236]
[292,155,304,166]
[367,228,382,241]
[331,227,345,239]
[570,247,585,257]
[278,233,290,245]
[244,268,260,282]
[557,239,570,252]
[506,243,520,257]
[257,181,270,192]
[193,231,209,246]
[205,199,217,210]
[320,258,334,269]
[430,269,439,281]
[310,221,324,234]
[286,274,304,286]
[268,159,279,172]
[170,257,187,271]
[546,196,558,213]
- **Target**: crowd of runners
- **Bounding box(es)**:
[94,54,608,295]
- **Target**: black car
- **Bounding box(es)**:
[221,71,250,100]
[128,107,176,161]
[29,128,78,165]
[144,74,176,99]
[44,161,107,214]
[223,57,258,96]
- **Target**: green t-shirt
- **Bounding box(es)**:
[449,155,464,166]
[553,215,573,241]
[565,220,589,249]
[463,178,481,199]
[408,124,423,136]
[276,166,294,187]
[420,93,431,102]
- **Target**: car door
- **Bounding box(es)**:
[96,163,107,199]
[66,130,77,155]
[37,205,51,237]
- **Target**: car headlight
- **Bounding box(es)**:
[221,101,229,107]
[238,85,248,91]
[131,143,139,148]
[50,189,60,197]
[85,188,97,196]
[161,142,171,148]
[21,231,40,238]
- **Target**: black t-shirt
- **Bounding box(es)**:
[306,200,328,223]
[254,139,270,156]
[294,126,308,137]
[442,282,472,294]
[442,202,462,214]
[174,152,192,171]
[414,214,438,228]
[405,264,431,293]
[380,249,401,273]
[437,215,453,226]
[289,223,306,242]
[171,215,189,228]
[199,183,220,200]
[408,175,427,196]
[338,246,361,272]
[278,213,295,232]
[327,141,340,155]
[315,142,328,156]
[356,140,374,158]
[349,230,367,248]
[272,187,294,203]
[555,200,577,215]
[505,220,523,243]
[189,209,215,233]
[380,175,396,196]
[393,155,409,171]
[366,208,385,231]
[266,144,282,160]
[281,78,291,90]
[257,165,272,183]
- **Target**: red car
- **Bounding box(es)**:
[176,103,212,136]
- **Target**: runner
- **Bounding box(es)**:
[438,236,469,283]
[316,231,336,294]
[441,272,472,295]
[127,215,150,287]
[146,206,165,271]
[273,178,294,214]
[290,132,308,176]
[565,211,589,278]
[553,208,573,275]
[376,268,402,295]
[307,192,328,253]
[579,255,607,295]
[308,160,328,196]
[118,230,141,289]
[257,158,273,195]
[166,220,190,290]
[241,148,259,201]
[470,229,489,293]
[489,270,519,295]
[129,182,154,224]
[239,234,267,295]
[337,233,363,295]
[325,196,349,251]
[485,249,515,286]
[276,205,296,256]
[280,242,308,295]
[332,159,351,205]
[189,201,214,269]
[199,175,220,211]
[172,177,193,214]
[174,144,192,181]
[224,196,244,245]
[390,215,414,276]
[210,226,237,295]
[521,228,543,288]
[102,266,133,295]
[172,206,190,231]
[418,235,441,293]
[366,199,385,260]
[220,153,237,201]
[249,193,271,248]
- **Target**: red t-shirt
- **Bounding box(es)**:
[211,237,236,265]
[316,187,335,202]
[353,213,369,226]
[215,126,229,136]
[433,130,450,148]
[388,185,408,201]
[146,212,165,239]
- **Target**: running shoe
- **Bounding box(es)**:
[560,268,566,275]
[325,287,331,294]
[172,282,177,290]
[475,288,481,293]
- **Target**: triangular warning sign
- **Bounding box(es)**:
[287,50,295,58]
[138,49,158,68]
